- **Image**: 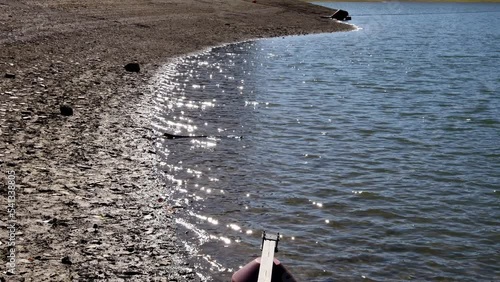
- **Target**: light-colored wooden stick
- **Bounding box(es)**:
[257,234,278,282]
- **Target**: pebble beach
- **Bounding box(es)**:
[0,0,352,280]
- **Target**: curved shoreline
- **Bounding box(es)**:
[0,0,353,280]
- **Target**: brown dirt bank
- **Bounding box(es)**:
[0,0,352,280]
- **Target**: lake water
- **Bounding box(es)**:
[151,2,499,281]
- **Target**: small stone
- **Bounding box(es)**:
[4,73,15,79]
[18,259,32,264]
[124,63,140,73]
[60,105,73,116]
[61,256,72,265]
[123,271,142,275]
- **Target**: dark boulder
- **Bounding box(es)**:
[124,63,140,73]
[60,105,73,116]
[331,10,350,21]
[61,256,72,265]
[4,73,16,79]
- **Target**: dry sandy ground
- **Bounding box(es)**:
[0,0,352,280]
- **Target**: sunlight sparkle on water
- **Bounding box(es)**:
[190,139,217,148]
[310,200,323,208]
[195,213,219,225]
[245,101,259,109]
[220,236,231,245]
[228,224,241,232]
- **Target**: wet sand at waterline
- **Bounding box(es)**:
[0,0,352,280]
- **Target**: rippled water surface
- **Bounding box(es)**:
[151,2,499,281]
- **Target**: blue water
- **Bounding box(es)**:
[151,2,500,281]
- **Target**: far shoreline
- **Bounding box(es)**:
[309,0,500,3]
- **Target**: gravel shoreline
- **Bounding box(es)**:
[0,0,353,280]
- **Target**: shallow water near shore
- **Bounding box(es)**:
[152,2,499,281]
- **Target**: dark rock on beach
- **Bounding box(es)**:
[322,9,351,21]
[124,63,141,73]
[4,73,16,79]
[60,104,74,116]
[61,256,73,265]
